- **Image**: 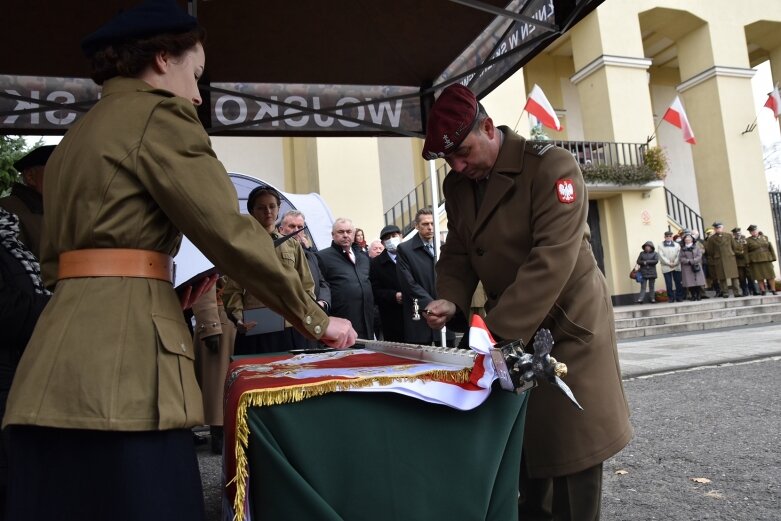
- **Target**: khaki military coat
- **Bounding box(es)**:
[192,281,236,426]
[223,228,316,327]
[4,78,327,431]
[437,128,633,478]
[704,233,739,280]
[745,235,777,280]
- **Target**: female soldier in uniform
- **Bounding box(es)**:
[745,224,777,295]
[2,2,355,519]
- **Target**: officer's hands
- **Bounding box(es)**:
[237,320,257,334]
[204,334,221,353]
[320,317,357,349]
[423,299,456,330]
[179,274,219,311]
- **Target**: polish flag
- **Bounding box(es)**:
[765,86,781,118]
[524,84,562,131]
[662,96,696,144]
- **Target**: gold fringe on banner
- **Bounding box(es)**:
[230,367,471,521]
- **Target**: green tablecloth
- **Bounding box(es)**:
[244,389,528,521]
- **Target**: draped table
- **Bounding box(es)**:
[223,349,529,521]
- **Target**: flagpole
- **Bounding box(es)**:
[646,118,664,147]
[513,108,527,134]
[741,115,758,135]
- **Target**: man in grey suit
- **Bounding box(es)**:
[396,208,454,346]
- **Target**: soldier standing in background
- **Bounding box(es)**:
[705,222,742,298]
[745,224,777,295]
[731,227,752,297]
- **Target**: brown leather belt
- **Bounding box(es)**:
[58,248,174,283]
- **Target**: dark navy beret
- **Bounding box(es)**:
[81,0,198,57]
[13,145,56,172]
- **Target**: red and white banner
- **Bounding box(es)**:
[662,96,697,144]
[524,84,562,131]
[765,86,781,119]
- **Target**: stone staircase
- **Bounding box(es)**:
[614,294,781,340]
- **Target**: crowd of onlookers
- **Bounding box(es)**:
[633,221,777,304]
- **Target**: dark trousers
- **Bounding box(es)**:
[519,460,603,521]
[663,270,683,301]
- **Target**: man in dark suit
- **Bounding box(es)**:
[396,208,453,346]
[369,224,405,342]
[317,218,374,339]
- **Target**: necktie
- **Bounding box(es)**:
[425,243,435,258]
[345,249,355,264]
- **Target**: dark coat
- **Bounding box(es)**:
[0,184,43,258]
[704,233,739,280]
[396,233,454,345]
[0,246,50,356]
[436,128,632,478]
[304,248,331,311]
[369,250,404,342]
[317,242,374,339]
[636,242,659,280]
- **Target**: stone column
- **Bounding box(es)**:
[675,22,771,232]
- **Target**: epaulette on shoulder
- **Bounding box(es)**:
[526,140,555,157]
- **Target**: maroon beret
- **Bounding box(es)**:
[422,84,479,160]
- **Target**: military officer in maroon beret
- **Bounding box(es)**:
[423,84,632,520]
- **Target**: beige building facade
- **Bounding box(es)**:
[212,0,781,302]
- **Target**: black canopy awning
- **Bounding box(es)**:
[0,0,603,136]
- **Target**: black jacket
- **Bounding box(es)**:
[304,247,331,312]
[396,233,454,346]
[636,241,659,279]
[316,242,374,339]
[369,250,405,342]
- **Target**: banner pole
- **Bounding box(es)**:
[429,160,447,347]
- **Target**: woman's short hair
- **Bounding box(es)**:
[90,27,206,85]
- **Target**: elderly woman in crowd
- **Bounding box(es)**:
[680,233,706,301]
[636,241,659,303]
[2,2,355,519]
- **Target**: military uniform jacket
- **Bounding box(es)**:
[223,228,317,327]
[4,78,327,431]
[704,233,739,280]
[436,128,632,478]
[745,235,776,263]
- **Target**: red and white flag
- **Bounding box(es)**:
[765,86,781,119]
[662,96,696,144]
[524,84,562,131]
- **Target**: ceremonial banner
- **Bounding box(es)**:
[224,349,485,521]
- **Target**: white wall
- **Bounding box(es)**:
[650,84,699,216]
[211,136,286,188]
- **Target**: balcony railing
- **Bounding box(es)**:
[384,163,447,235]
[548,140,646,167]
[383,141,647,233]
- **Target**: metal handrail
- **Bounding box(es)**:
[384,163,448,233]
[665,188,704,235]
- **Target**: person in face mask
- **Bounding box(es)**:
[369,225,405,341]
[680,233,706,301]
